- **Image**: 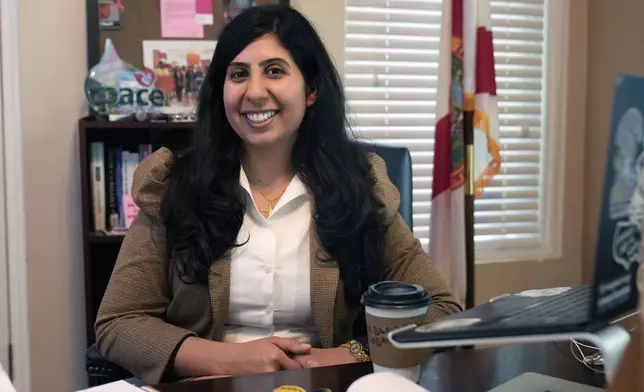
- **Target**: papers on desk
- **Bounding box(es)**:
[1,363,16,392]
[77,380,153,392]
[515,287,572,298]
[346,373,430,392]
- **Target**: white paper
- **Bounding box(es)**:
[347,372,430,392]
[77,380,145,392]
[516,287,571,298]
[195,14,214,25]
[1,363,17,392]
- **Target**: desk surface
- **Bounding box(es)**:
[153,341,605,392]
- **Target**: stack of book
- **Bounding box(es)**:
[89,141,153,234]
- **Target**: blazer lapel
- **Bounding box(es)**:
[208,257,231,340]
[309,221,339,348]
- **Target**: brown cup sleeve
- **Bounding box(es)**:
[366,313,430,368]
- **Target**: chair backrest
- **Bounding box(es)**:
[359,142,413,229]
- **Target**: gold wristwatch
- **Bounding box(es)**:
[341,339,371,362]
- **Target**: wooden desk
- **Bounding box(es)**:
[152,341,606,392]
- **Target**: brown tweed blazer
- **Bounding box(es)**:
[94,147,463,384]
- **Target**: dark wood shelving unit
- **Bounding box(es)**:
[79,116,195,347]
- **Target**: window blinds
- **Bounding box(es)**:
[345,0,546,252]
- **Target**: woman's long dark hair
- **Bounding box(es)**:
[160,5,389,305]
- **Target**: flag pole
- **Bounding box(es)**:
[463,106,475,310]
[462,0,477,310]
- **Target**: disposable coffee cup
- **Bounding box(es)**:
[361,281,431,383]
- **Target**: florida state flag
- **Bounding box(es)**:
[430,0,500,304]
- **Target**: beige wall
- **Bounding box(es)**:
[291,0,345,76]
[19,0,87,390]
[583,0,644,282]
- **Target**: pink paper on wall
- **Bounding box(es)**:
[122,194,141,229]
[195,0,214,25]
[160,0,204,38]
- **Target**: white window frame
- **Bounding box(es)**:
[341,0,574,264]
[476,0,571,264]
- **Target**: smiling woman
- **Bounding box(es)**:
[93,4,462,386]
[222,35,319,217]
[223,36,316,150]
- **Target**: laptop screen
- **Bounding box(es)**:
[590,74,644,322]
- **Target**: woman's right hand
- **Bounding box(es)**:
[210,337,312,376]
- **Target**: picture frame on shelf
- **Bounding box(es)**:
[142,40,217,116]
[98,0,121,29]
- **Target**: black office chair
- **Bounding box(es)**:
[85,142,414,386]
[359,142,413,229]
[86,344,132,386]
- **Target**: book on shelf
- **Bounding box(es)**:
[89,141,153,235]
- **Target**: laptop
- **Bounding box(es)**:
[389,74,644,345]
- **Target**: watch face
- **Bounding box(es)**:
[350,342,362,354]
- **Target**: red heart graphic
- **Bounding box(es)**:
[134,67,157,88]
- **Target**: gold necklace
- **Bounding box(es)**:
[257,187,287,216]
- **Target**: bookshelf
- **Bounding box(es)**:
[79,116,194,346]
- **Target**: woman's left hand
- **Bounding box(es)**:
[292,347,358,368]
